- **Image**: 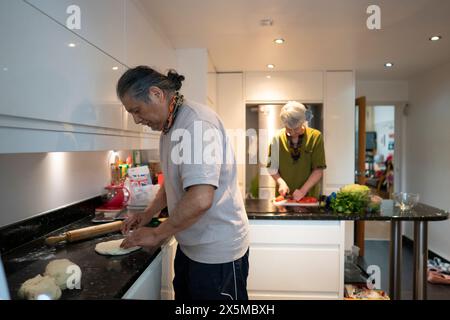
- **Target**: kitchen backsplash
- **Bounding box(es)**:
[0,196,101,255]
[0,150,160,228]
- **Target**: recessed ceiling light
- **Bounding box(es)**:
[267,64,275,69]
[260,18,273,27]
[266,75,272,79]
[384,62,394,68]
[430,35,442,41]
[112,66,119,71]
[68,43,76,48]
[274,38,285,44]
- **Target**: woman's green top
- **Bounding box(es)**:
[267,127,327,198]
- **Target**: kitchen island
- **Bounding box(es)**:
[245,199,448,300]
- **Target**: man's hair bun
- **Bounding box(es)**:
[167,70,185,91]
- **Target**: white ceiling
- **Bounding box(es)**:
[139,0,450,80]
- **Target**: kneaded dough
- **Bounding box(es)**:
[44,259,79,290]
[95,239,141,256]
[18,275,61,300]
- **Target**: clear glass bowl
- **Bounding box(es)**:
[393,192,420,211]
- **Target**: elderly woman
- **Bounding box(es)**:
[267,101,326,200]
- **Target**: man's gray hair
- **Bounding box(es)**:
[280,101,307,129]
[116,66,184,102]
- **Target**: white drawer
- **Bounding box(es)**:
[247,245,341,294]
[249,220,343,245]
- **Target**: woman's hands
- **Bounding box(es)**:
[277,179,290,197]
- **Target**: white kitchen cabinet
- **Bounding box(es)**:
[216,73,246,197]
[248,220,345,300]
[160,237,178,300]
[245,71,324,102]
[0,0,162,153]
[322,71,355,194]
[207,54,217,111]
[175,49,209,106]
[0,124,159,153]
[207,71,217,111]
[25,0,127,63]
[0,0,125,129]
[125,0,176,69]
[122,251,163,300]
[323,71,355,250]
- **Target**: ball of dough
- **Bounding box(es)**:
[44,259,79,290]
[95,239,141,256]
[18,275,61,300]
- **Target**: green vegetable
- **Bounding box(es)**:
[330,184,371,214]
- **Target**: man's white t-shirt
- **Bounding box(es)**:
[160,99,249,264]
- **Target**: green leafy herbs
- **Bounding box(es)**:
[330,184,371,214]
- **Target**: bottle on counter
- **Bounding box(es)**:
[133,150,142,166]
[110,163,120,185]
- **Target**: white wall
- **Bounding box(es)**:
[403,60,450,261]
[356,80,409,103]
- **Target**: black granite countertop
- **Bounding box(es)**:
[2,217,161,300]
[245,199,449,221]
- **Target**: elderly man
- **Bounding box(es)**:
[268,101,327,200]
[117,66,249,300]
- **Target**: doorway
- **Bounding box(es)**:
[364,105,396,199]
[355,99,398,248]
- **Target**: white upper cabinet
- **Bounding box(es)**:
[207,54,217,111]
[245,71,324,102]
[123,0,176,134]
[0,0,125,129]
[323,71,355,194]
[125,0,176,70]
[217,73,245,196]
[0,0,173,153]
[25,0,126,63]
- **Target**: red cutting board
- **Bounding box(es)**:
[272,198,320,207]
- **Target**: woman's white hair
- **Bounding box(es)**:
[280,101,307,129]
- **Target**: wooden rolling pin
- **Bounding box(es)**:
[45,221,123,245]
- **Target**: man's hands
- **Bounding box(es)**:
[121,182,168,235]
[120,184,215,250]
[278,179,290,197]
[121,227,159,249]
[121,211,152,235]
